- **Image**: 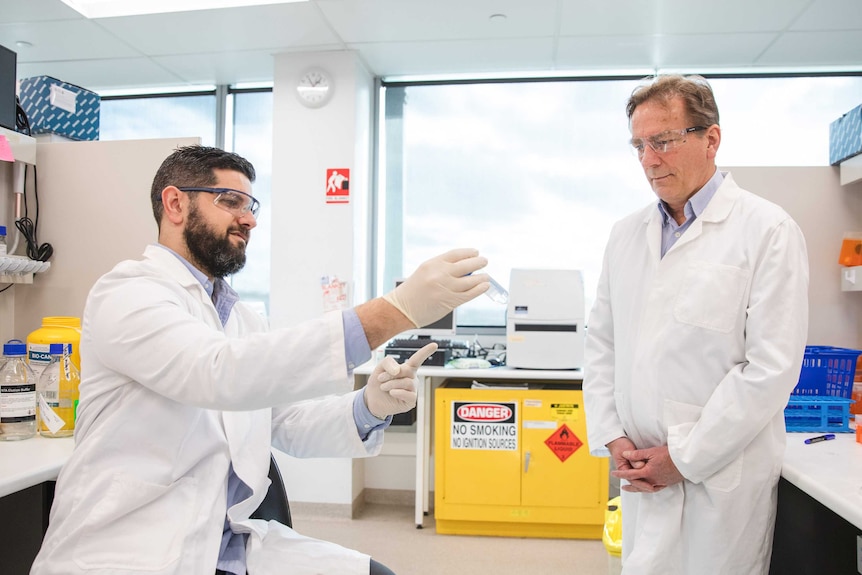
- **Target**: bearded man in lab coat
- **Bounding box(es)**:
[31,145,492,575]
[583,75,809,575]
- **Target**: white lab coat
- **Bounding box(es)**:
[584,173,809,575]
[31,245,380,575]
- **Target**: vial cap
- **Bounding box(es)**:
[49,342,71,354]
[3,338,27,356]
[0,225,6,235]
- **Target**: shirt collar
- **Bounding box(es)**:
[154,243,214,298]
[657,168,724,224]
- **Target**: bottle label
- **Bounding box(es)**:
[38,393,65,434]
[0,384,37,422]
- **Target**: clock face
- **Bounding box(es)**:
[296,68,333,108]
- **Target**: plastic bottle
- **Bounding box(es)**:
[0,339,37,440]
[28,316,82,381]
[37,343,80,438]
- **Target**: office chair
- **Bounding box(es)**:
[250,454,292,527]
[251,454,395,575]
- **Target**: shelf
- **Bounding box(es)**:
[0,126,37,165]
[0,255,51,283]
[841,266,862,291]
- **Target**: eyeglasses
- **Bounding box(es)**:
[177,187,260,217]
[630,126,707,158]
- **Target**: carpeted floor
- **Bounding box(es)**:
[291,503,613,575]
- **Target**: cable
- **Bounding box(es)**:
[15,96,30,136]
[16,165,53,262]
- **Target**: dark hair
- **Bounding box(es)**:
[626,74,720,129]
[150,145,256,226]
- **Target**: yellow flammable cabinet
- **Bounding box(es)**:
[434,380,608,538]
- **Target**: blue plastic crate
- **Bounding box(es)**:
[791,346,861,398]
[784,396,853,433]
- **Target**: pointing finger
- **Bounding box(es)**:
[406,342,438,368]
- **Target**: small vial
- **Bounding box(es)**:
[485,276,508,304]
[0,225,6,256]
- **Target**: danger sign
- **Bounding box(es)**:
[325,168,350,204]
[450,401,518,451]
[544,424,582,462]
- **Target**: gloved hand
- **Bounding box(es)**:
[365,343,438,419]
[383,248,490,328]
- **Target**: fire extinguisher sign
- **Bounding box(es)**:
[450,401,518,451]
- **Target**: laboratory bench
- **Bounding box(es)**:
[770,431,862,574]
[0,435,73,575]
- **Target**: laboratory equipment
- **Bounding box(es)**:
[506,269,585,370]
[37,343,80,438]
[485,275,508,304]
[27,316,82,379]
[0,338,37,440]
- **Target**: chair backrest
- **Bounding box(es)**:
[250,454,292,527]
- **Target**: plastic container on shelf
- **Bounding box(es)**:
[839,232,862,267]
[37,343,80,438]
[0,339,37,440]
[27,316,82,379]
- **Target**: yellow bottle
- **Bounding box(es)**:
[27,316,82,381]
[37,343,80,438]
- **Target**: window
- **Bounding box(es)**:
[376,75,862,330]
[100,92,217,145]
[99,87,273,313]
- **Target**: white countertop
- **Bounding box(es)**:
[2,418,860,534]
[782,430,862,529]
[0,435,73,498]
[355,360,583,380]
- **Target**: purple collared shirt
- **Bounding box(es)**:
[658,169,724,258]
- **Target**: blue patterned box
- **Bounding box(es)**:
[829,103,862,165]
[18,76,99,141]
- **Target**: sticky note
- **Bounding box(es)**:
[0,135,14,162]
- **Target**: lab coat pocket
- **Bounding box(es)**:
[664,399,742,492]
[73,474,199,570]
[673,261,750,333]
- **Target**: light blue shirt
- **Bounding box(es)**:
[658,169,724,258]
[154,244,388,575]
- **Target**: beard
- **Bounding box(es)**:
[184,202,248,278]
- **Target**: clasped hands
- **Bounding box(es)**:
[364,342,438,419]
[608,437,684,493]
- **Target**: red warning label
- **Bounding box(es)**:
[544,424,582,462]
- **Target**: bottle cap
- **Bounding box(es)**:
[49,342,70,354]
[0,225,6,235]
[3,339,26,356]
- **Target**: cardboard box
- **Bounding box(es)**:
[829,103,862,165]
[18,75,99,141]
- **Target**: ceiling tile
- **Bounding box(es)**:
[94,3,340,56]
[17,57,184,91]
[0,0,83,23]
[355,38,555,78]
[0,19,142,62]
[758,30,862,66]
[791,0,862,30]
[319,0,558,43]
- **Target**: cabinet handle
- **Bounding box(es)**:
[524,450,531,473]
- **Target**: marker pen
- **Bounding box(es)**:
[804,433,836,444]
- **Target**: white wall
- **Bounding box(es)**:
[269,50,375,511]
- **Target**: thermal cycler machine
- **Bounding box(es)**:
[506,269,585,370]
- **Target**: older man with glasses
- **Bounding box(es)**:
[583,75,809,575]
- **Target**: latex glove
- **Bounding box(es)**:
[365,343,438,419]
[383,248,490,328]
